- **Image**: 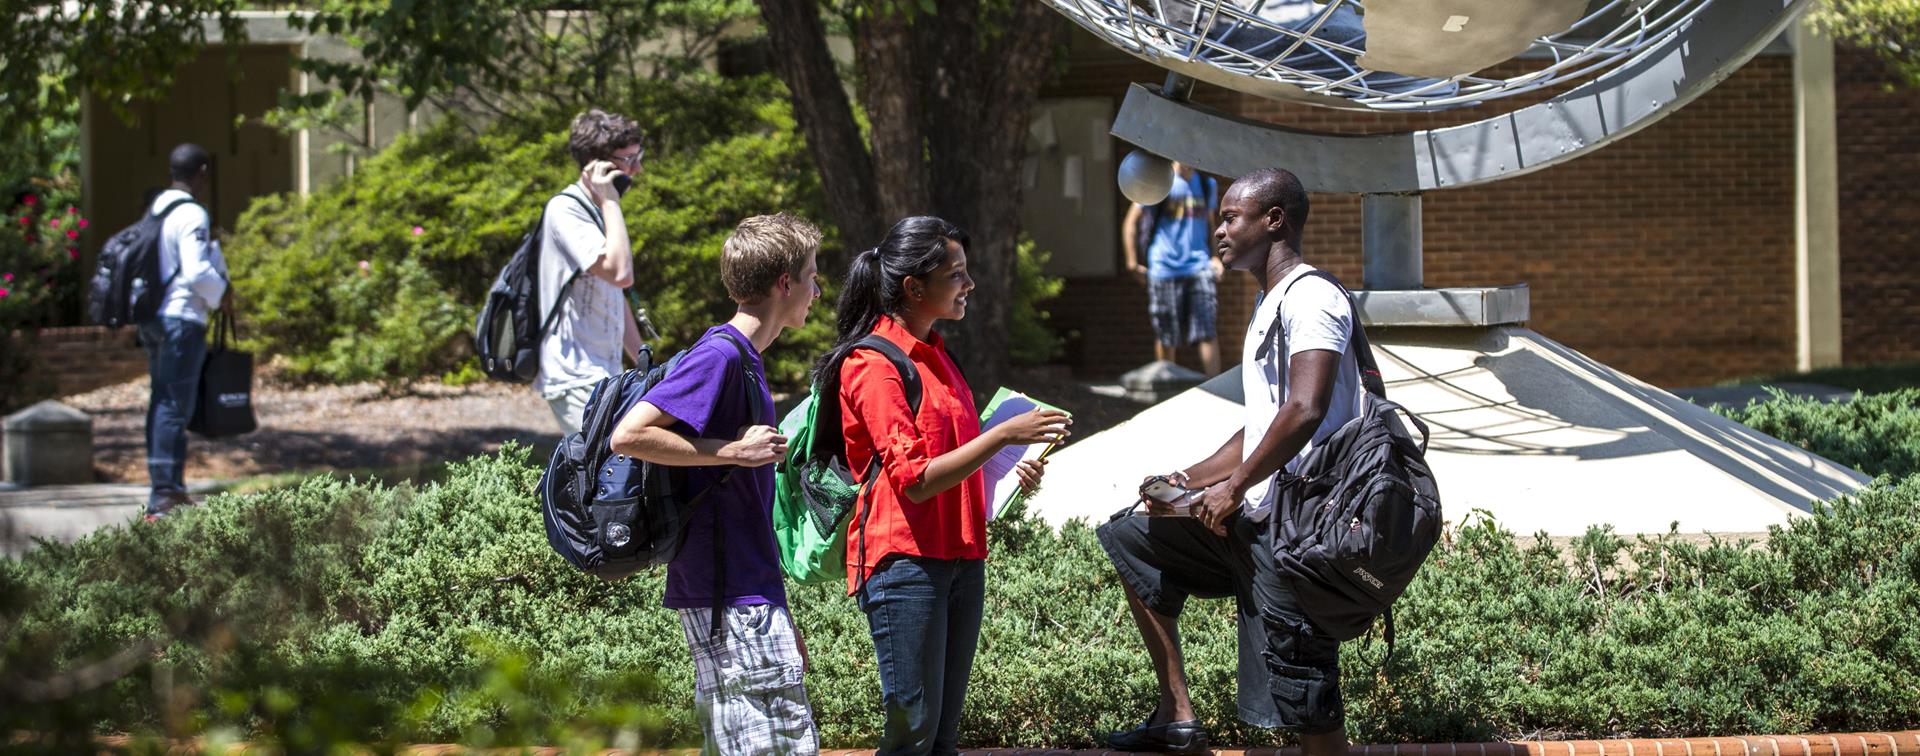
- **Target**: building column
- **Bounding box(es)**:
[1793,19,1843,371]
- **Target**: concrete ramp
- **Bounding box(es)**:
[1024,327,1870,536]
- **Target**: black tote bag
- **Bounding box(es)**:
[189,312,258,437]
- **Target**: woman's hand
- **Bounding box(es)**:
[993,408,1071,447]
[1015,457,1048,494]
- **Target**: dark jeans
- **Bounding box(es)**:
[139,316,207,513]
[858,556,986,756]
[1097,512,1345,734]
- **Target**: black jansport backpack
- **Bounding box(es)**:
[538,331,759,583]
[89,198,194,327]
[1262,270,1442,649]
[473,192,597,382]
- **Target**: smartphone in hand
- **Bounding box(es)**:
[1139,475,1198,516]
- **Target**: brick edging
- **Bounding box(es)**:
[89,731,1920,755]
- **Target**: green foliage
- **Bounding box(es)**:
[1718,388,1920,479]
[1811,0,1920,87]
[224,80,837,390]
[1009,236,1066,367]
[1,176,96,412]
[7,390,1920,749]
[2,0,244,148]
[278,0,755,144]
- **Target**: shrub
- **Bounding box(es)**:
[224,78,837,390]
[5,428,1919,748]
[1,176,95,413]
[1717,388,1920,479]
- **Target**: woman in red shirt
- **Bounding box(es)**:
[812,216,1071,755]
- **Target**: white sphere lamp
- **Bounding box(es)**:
[1117,149,1174,206]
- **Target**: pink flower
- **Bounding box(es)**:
[358,260,371,271]
[65,229,78,240]
[3,273,11,282]
[67,248,78,260]
[21,195,35,206]
[17,216,28,225]
[411,226,424,236]
[76,218,87,229]
[0,288,10,298]
[48,218,59,228]
[66,206,76,214]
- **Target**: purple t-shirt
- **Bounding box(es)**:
[642,324,785,609]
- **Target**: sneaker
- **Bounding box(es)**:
[144,492,195,521]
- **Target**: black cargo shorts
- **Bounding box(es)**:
[1097,510,1345,734]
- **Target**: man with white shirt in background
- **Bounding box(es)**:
[535,108,645,432]
[141,143,229,520]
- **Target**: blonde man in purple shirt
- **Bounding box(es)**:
[609,213,824,755]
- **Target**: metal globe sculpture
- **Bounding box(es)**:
[1118,149,1176,205]
[1044,0,1787,112]
[1049,0,1813,193]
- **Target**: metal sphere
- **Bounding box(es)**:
[1118,150,1175,205]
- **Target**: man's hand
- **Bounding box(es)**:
[1209,256,1225,280]
[1129,262,1149,283]
[582,160,623,206]
[720,425,787,467]
[1196,480,1240,537]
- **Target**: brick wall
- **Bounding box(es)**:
[19,326,147,398]
[1043,36,1806,387]
[1836,47,1920,365]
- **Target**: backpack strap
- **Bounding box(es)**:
[841,334,924,594]
[536,190,603,340]
[154,198,198,288]
[1255,269,1387,398]
[704,330,762,639]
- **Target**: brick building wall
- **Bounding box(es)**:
[1836,47,1920,365]
[1042,36,1846,388]
[12,326,147,400]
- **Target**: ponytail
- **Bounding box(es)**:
[811,217,970,407]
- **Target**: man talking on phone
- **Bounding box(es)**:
[1097,168,1366,755]
[535,108,647,433]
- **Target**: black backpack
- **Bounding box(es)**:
[89,198,194,327]
[538,331,760,582]
[1261,270,1442,649]
[474,192,598,382]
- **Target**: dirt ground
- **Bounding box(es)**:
[63,365,1150,486]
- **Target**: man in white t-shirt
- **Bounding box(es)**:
[141,143,231,519]
[536,109,646,432]
[1098,168,1364,755]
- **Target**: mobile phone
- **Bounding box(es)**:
[612,172,633,197]
[1140,477,1192,506]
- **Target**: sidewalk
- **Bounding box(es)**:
[0,481,221,557]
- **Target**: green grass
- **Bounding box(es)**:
[1728,360,1920,395]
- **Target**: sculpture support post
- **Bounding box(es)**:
[1363,193,1423,291]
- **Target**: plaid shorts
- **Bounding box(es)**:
[678,604,820,756]
[1148,273,1219,347]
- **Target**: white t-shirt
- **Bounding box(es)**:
[150,189,227,324]
[535,184,627,397]
[1239,263,1367,520]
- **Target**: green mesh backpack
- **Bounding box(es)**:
[773,335,920,584]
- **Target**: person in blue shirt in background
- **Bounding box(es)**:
[1123,162,1224,376]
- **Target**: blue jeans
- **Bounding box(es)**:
[139,316,207,512]
[858,556,986,756]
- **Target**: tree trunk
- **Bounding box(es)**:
[755,0,883,249]
[857,7,930,225]
[919,0,1064,392]
[758,0,1064,389]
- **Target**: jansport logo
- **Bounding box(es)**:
[1352,566,1385,590]
[217,392,249,408]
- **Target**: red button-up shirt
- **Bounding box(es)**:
[839,317,986,593]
